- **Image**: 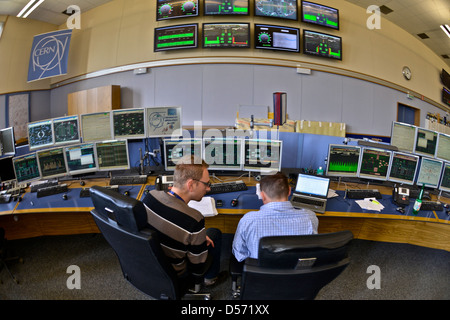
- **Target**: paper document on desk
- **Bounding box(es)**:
[355,197,385,212]
[188,197,218,217]
[327,189,339,198]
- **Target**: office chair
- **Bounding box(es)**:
[89,186,210,300]
[0,227,23,284]
[230,230,353,300]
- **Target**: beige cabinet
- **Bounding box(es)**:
[68,85,121,115]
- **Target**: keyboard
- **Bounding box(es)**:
[110,175,147,185]
[207,180,248,195]
[291,196,324,207]
[79,185,119,198]
[36,184,68,198]
[420,201,443,211]
[30,180,58,192]
[345,189,382,199]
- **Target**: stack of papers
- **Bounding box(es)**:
[355,197,385,212]
[188,196,218,217]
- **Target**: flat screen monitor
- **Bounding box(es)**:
[28,119,54,150]
[390,121,417,153]
[294,173,330,197]
[204,0,249,15]
[146,106,182,137]
[301,1,339,30]
[443,87,450,107]
[0,157,16,183]
[65,143,98,176]
[53,115,80,146]
[441,68,450,89]
[254,24,300,52]
[416,157,443,188]
[439,162,450,193]
[36,147,68,179]
[358,147,392,181]
[154,24,198,52]
[202,23,250,48]
[81,111,112,143]
[387,152,419,185]
[95,140,130,171]
[254,0,298,20]
[163,138,203,171]
[326,144,361,177]
[112,108,146,139]
[244,139,282,173]
[303,29,342,60]
[0,127,16,157]
[13,153,41,183]
[203,137,243,171]
[156,0,198,21]
[414,127,438,157]
[436,133,450,162]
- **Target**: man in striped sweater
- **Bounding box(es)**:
[142,155,222,289]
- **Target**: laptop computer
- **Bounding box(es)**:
[290,174,330,213]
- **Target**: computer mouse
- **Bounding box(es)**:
[62,194,68,200]
[231,199,238,207]
[80,180,85,186]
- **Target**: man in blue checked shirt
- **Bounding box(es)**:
[232,172,318,262]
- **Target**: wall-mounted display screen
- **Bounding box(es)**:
[303,29,342,60]
[204,0,249,15]
[254,0,298,20]
[254,24,299,52]
[203,23,250,48]
[301,1,339,30]
[154,24,198,52]
[156,0,198,21]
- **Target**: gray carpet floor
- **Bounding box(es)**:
[1,233,449,300]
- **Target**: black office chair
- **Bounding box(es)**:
[230,230,353,300]
[89,186,210,300]
[0,227,23,284]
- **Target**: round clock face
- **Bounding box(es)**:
[402,66,412,80]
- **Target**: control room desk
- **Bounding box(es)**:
[0,177,449,252]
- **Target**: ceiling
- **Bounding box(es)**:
[0,0,449,66]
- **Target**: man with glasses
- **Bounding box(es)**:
[142,155,223,290]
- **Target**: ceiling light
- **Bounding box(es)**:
[441,24,450,38]
[17,0,45,19]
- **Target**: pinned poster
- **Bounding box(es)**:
[27,29,72,82]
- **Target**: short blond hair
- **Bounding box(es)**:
[173,155,209,188]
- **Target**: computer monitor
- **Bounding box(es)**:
[294,173,330,197]
[414,127,438,157]
[301,1,339,30]
[303,29,342,60]
[53,115,81,146]
[13,153,41,183]
[416,157,443,188]
[163,138,203,171]
[0,157,16,183]
[387,152,419,185]
[65,143,98,176]
[112,108,146,139]
[436,133,450,162]
[254,24,300,52]
[254,0,298,20]
[28,119,54,150]
[36,147,68,179]
[358,147,392,181]
[146,106,182,137]
[0,127,16,157]
[202,23,250,48]
[154,24,198,52]
[390,121,417,153]
[204,0,249,15]
[80,111,112,143]
[156,0,198,21]
[243,139,282,173]
[326,144,361,177]
[439,162,450,193]
[95,140,130,171]
[203,137,243,171]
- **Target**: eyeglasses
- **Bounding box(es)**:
[193,179,211,188]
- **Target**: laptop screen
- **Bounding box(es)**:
[295,174,330,198]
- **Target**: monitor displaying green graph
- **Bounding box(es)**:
[326,144,361,177]
[202,23,250,48]
[204,0,249,15]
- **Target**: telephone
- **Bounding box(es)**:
[393,186,410,206]
[155,175,174,191]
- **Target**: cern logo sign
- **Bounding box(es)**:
[28,29,72,82]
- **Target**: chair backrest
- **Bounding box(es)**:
[240,230,353,300]
[89,186,180,300]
